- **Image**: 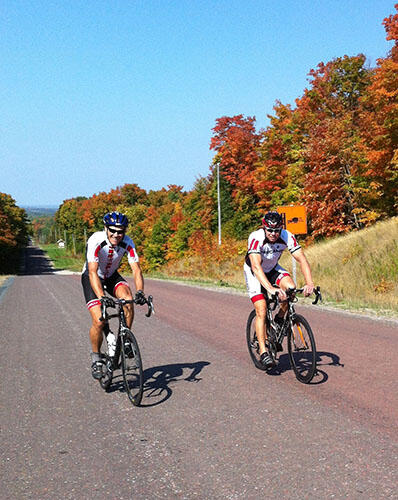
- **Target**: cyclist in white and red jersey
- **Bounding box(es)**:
[244,211,314,368]
[81,211,147,379]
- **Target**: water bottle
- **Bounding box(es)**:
[107,331,116,357]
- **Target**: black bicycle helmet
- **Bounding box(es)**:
[103,211,129,228]
[262,211,283,229]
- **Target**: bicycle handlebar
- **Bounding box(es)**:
[269,286,322,306]
[99,294,155,321]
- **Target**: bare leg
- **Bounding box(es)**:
[278,275,296,316]
[88,304,104,352]
[253,298,267,355]
[115,284,134,328]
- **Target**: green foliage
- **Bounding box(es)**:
[0,193,30,273]
[40,244,84,272]
[143,213,172,270]
[31,216,56,245]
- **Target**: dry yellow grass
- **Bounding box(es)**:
[0,275,12,287]
[157,217,398,316]
[292,217,398,314]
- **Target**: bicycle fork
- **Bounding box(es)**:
[288,311,309,351]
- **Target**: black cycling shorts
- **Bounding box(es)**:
[81,271,130,310]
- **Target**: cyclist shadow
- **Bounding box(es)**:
[312,351,344,384]
[141,361,211,407]
[267,351,343,385]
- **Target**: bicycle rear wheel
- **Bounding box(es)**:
[287,314,317,383]
[246,310,267,370]
[121,328,144,406]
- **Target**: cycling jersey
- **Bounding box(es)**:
[245,228,300,273]
[82,230,139,279]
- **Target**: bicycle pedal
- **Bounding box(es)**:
[266,359,278,370]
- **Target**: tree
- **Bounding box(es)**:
[0,193,29,273]
[255,101,306,210]
[294,55,373,235]
[210,115,262,237]
[357,4,398,219]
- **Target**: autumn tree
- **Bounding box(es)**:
[357,3,398,219]
[0,193,29,273]
[210,115,261,237]
[292,55,373,236]
[255,101,306,211]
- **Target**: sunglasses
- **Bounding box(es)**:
[266,227,282,234]
[108,228,125,236]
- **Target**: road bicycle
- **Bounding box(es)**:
[98,294,154,406]
[246,287,322,383]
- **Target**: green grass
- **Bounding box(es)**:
[41,244,84,272]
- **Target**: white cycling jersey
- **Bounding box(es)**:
[82,230,139,279]
[245,227,301,273]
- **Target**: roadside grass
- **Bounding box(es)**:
[41,244,84,272]
[157,217,398,317]
[295,217,398,315]
[0,275,12,287]
[38,217,398,317]
[158,252,247,290]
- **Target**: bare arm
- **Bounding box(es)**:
[249,253,287,300]
[130,261,144,293]
[292,248,315,296]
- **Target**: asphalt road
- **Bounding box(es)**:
[0,245,397,499]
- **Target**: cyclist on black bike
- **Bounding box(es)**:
[244,211,315,368]
[81,211,147,380]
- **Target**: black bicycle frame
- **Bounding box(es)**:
[99,295,154,362]
[266,286,322,346]
[100,299,133,370]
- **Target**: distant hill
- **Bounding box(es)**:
[24,206,58,218]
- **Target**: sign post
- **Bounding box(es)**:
[276,205,308,284]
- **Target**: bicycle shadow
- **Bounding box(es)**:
[141,361,211,407]
[104,361,211,406]
[312,351,344,384]
[266,350,343,385]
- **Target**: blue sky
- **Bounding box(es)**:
[1,0,395,207]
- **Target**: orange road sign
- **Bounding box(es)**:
[277,205,307,235]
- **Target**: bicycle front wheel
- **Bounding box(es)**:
[121,328,144,406]
[99,332,113,391]
[246,310,267,370]
[287,314,317,383]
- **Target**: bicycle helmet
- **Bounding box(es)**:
[103,211,129,228]
[262,211,283,229]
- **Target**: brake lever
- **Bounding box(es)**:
[146,295,155,317]
[312,286,322,305]
[99,301,106,322]
[269,293,279,311]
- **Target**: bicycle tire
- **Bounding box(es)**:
[287,314,317,383]
[246,310,267,370]
[99,332,113,391]
[121,328,144,406]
